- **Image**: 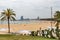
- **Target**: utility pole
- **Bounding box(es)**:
[50,7,54,38]
[51,7,53,29]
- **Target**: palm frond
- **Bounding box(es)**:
[0,16,6,21]
[54,11,60,19]
[10,16,16,21]
[1,12,5,17]
[7,9,16,16]
[1,12,5,14]
[11,13,16,16]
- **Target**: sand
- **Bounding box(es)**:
[0,21,56,33]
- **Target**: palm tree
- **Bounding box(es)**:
[0,8,16,33]
[54,11,60,39]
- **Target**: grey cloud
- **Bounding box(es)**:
[0,0,60,19]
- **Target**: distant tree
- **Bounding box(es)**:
[0,9,16,33]
[54,11,60,39]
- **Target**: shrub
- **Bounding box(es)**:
[42,30,45,37]
[31,31,35,36]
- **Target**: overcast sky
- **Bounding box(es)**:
[0,0,60,19]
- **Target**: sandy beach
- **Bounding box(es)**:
[0,21,56,33]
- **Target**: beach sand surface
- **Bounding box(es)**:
[0,21,58,34]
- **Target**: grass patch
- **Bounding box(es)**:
[0,34,57,40]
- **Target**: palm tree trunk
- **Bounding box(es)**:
[8,17,10,33]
